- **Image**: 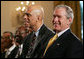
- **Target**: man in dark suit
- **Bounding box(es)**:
[20,5,55,58]
[44,5,83,58]
[1,31,16,58]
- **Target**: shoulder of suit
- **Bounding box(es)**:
[22,32,33,43]
[44,25,55,34]
[62,31,82,45]
[44,27,55,38]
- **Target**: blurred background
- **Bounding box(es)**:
[1,1,83,40]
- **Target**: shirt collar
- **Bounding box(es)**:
[57,28,70,37]
[34,23,43,37]
[8,44,16,52]
[19,44,23,48]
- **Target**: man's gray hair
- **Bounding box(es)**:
[55,5,74,24]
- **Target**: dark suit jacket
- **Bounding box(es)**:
[7,46,19,58]
[20,24,55,58]
[44,29,83,58]
[1,52,6,58]
[1,46,19,58]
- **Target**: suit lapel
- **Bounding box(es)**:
[7,46,19,58]
[31,25,45,57]
[21,32,34,57]
[32,24,53,58]
[47,29,71,49]
[57,29,71,41]
[36,24,48,49]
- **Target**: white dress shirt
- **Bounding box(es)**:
[19,44,23,55]
[57,28,70,37]
[15,44,23,58]
[5,44,16,58]
[34,23,43,37]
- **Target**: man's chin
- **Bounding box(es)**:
[54,28,61,33]
[54,27,60,30]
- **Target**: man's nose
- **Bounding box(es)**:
[24,15,28,20]
[24,17,28,22]
[53,17,58,23]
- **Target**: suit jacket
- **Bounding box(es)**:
[44,29,83,58]
[1,52,6,58]
[7,46,19,58]
[1,46,19,58]
[20,24,55,58]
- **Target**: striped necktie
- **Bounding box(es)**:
[43,33,58,56]
[26,33,36,58]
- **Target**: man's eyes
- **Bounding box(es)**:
[53,15,61,18]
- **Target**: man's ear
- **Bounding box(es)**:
[35,16,39,22]
[69,17,72,24]
[67,17,72,26]
[67,17,72,25]
[38,15,42,21]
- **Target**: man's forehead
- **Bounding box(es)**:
[3,33,10,37]
[26,5,42,13]
[25,10,31,14]
[53,8,66,15]
[54,7,66,12]
[25,10,37,16]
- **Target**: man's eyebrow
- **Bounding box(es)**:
[24,13,31,16]
[53,15,56,17]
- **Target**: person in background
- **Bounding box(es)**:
[14,13,33,58]
[44,5,83,58]
[23,13,33,35]
[1,31,15,58]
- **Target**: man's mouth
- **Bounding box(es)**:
[24,21,30,24]
[53,23,59,26]
[53,23,61,28]
[24,22,30,27]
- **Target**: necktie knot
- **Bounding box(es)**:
[33,33,36,40]
[47,33,58,48]
[52,33,58,41]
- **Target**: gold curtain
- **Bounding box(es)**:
[54,1,81,40]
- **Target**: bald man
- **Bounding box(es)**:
[20,5,55,58]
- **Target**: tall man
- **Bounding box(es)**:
[20,5,55,58]
[44,5,83,58]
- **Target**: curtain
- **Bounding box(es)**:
[54,1,81,40]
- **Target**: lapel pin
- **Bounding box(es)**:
[57,43,60,46]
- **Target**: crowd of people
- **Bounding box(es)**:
[1,13,32,58]
[1,4,83,58]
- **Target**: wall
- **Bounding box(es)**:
[1,1,54,35]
